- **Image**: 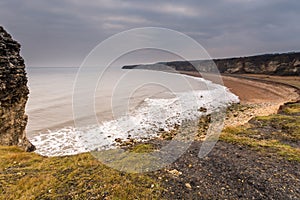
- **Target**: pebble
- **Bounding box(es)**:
[185,183,192,189]
[114,138,122,143]
[168,169,182,176]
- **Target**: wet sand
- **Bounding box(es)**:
[178,71,300,126]
[178,71,299,104]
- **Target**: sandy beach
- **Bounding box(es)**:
[177,71,299,127]
[178,71,299,104]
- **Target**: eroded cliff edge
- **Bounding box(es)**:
[123,52,300,76]
[0,26,35,151]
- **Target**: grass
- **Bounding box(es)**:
[220,127,300,162]
[91,143,162,173]
[220,101,300,162]
[130,143,155,153]
[0,146,163,200]
[279,102,300,115]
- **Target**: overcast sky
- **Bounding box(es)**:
[1,0,299,67]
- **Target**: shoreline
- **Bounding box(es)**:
[29,71,300,156]
[178,71,299,127]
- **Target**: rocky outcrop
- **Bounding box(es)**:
[0,26,35,151]
[123,52,300,76]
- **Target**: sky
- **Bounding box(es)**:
[0,0,299,67]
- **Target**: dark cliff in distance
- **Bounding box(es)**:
[123,52,300,76]
[0,26,35,151]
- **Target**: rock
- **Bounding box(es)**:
[0,26,35,152]
[293,59,300,66]
[114,138,122,143]
[168,169,182,176]
[185,183,192,189]
[198,107,207,112]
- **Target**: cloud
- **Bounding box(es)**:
[105,16,151,24]
[0,0,299,67]
[102,23,126,30]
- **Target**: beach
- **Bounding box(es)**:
[179,71,299,126]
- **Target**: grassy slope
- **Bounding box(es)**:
[0,147,162,200]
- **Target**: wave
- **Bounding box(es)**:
[30,77,239,157]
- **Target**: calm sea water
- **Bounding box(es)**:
[26,67,239,156]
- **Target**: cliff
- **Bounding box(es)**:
[123,52,300,76]
[0,26,35,151]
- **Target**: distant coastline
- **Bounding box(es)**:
[123,51,300,76]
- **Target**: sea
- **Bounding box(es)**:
[26,67,239,156]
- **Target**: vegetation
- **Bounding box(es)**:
[91,143,161,173]
[220,101,300,162]
[0,146,162,200]
[130,143,155,153]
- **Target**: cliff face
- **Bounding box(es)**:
[0,26,35,151]
[214,53,300,75]
[123,52,300,76]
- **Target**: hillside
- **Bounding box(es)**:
[123,52,300,76]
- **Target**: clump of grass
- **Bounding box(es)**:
[281,106,300,115]
[0,146,162,199]
[279,102,300,115]
[221,128,300,162]
[131,143,155,153]
[91,143,165,173]
[253,114,300,141]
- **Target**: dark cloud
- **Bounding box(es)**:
[0,0,299,67]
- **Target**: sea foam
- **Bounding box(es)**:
[30,76,239,156]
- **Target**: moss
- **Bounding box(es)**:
[0,146,163,199]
